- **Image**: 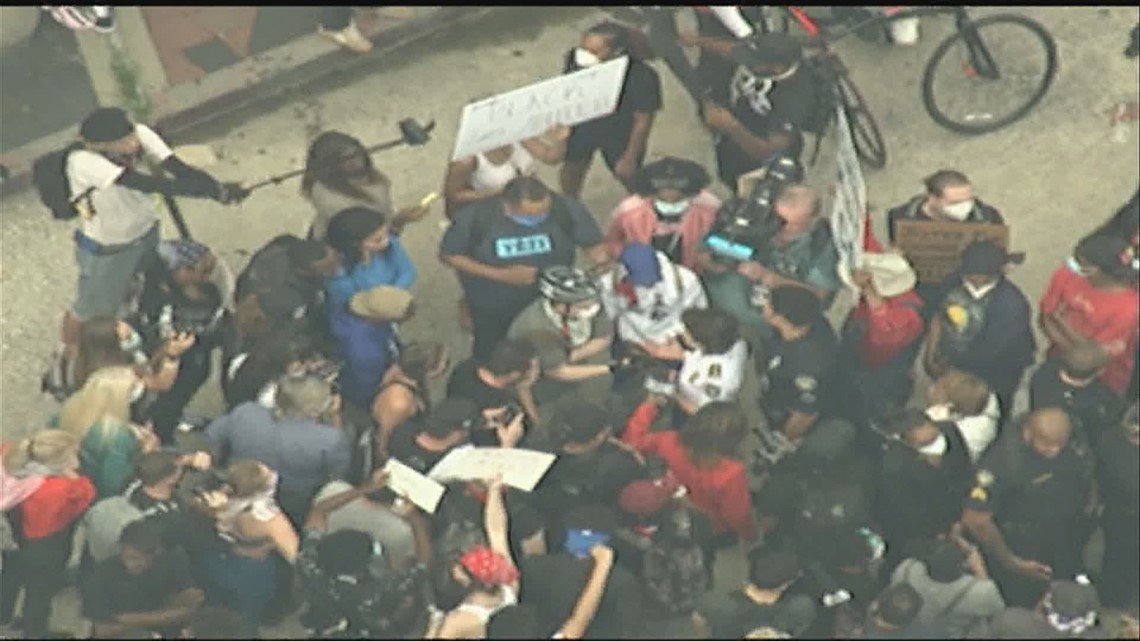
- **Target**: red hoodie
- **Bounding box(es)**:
[622,402,756,542]
[0,443,95,540]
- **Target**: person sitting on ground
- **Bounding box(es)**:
[443,125,570,220]
[205,373,352,527]
[642,307,749,415]
[301,130,432,241]
[691,544,817,639]
[371,341,450,460]
[507,266,615,410]
[1028,340,1124,445]
[83,520,205,639]
[622,398,757,544]
[924,368,1001,464]
[598,243,708,357]
[889,534,1006,638]
[606,156,720,272]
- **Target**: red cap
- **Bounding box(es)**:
[458,547,519,586]
[618,475,681,518]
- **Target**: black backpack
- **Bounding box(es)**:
[32,143,93,220]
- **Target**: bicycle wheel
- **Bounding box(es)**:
[922,14,1058,135]
[834,68,888,169]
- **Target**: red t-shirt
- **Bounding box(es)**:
[622,402,757,542]
[1039,266,1139,395]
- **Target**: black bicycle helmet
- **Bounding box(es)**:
[538,266,598,304]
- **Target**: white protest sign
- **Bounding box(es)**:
[451,56,630,160]
[382,458,446,514]
[427,447,556,492]
[829,105,867,290]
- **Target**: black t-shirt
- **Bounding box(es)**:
[82,547,195,623]
[1028,360,1122,444]
[447,359,516,413]
[563,53,663,144]
[875,424,973,543]
[385,426,461,476]
[716,66,817,188]
[759,319,838,423]
[520,552,649,639]
[695,589,817,638]
[534,442,646,515]
[1095,426,1139,514]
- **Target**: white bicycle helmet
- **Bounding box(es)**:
[538,266,597,304]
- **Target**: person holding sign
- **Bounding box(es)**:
[559,22,663,199]
[443,126,569,221]
[923,241,1035,422]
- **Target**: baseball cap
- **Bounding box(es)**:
[618,474,682,518]
[960,240,1024,276]
[731,32,802,69]
[1075,234,1133,280]
[80,107,134,143]
[620,243,663,287]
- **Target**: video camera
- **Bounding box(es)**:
[704,154,805,265]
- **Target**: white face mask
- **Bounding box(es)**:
[941,199,975,222]
[571,303,602,320]
[963,279,997,299]
[573,47,601,68]
[925,403,955,422]
[654,199,691,217]
[917,433,948,457]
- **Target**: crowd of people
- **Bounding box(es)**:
[1,15,1138,641]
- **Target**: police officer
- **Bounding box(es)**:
[757,285,837,445]
[1095,403,1139,611]
[1028,341,1123,446]
[961,408,1096,609]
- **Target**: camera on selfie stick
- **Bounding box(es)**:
[704,154,805,266]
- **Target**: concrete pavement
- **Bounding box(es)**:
[0,5,1137,637]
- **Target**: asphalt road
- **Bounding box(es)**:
[0,6,1136,637]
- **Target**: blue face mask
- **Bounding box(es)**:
[509,212,549,228]
[1066,256,1092,277]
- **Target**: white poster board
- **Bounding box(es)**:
[427,447,556,492]
[451,56,630,160]
[382,458,446,514]
[829,105,867,290]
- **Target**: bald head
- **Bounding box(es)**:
[1022,408,1072,459]
[1061,341,1109,379]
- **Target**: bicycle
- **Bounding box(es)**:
[648,6,1059,169]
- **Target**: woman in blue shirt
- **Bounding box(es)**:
[324,206,417,408]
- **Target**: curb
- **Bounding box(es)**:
[0,6,499,200]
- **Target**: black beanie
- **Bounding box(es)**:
[80,107,134,143]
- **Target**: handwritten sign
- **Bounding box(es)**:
[894,220,1010,283]
[427,447,556,492]
[382,458,446,514]
[451,57,630,160]
[829,106,867,289]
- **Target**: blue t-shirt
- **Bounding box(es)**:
[439,196,603,309]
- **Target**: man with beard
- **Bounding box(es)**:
[60,107,247,349]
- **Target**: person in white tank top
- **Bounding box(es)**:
[443,125,569,220]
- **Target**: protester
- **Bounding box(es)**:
[205,373,351,527]
[758,285,838,445]
[444,125,569,220]
[306,470,421,570]
[60,107,245,349]
[221,319,326,411]
[925,369,1001,464]
[371,341,450,459]
[598,243,708,354]
[606,157,720,271]
[301,131,432,240]
[448,338,542,427]
[1039,233,1139,397]
[838,251,924,424]
[623,398,757,545]
[886,169,1004,243]
[231,234,340,343]
[691,544,817,638]
[55,366,159,499]
[0,430,94,639]
[924,240,1035,421]
[560,21,662,198]
[83,519,205,639]
[863,582,948,639]
[441,176,605,360]
[507,266,614,409]
[387,398,489,474]
[961,408,1095,609]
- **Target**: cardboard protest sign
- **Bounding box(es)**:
[894,220,1010,283]
[427,447,556,492]
[382,458,446,514]
[451,56,629,160]
[829,106,866,288]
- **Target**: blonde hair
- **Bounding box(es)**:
[3,430,80,472]
[57,366,137,443]
[933,369,991,416]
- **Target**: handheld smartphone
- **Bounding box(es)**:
[564,529,611,558]
[419,191,441,208]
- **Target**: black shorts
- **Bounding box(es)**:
[564,124,633,170]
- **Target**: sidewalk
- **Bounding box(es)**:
[0,6,494,194]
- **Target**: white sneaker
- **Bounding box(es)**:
[318,21,373,54]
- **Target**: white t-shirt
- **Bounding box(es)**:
[927,393,1000,463]
[677,340,748,408]
[599,251,708,345]
[67,123,173,245]
[469,143,535,193]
